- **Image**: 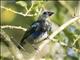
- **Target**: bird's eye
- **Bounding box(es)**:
[43,12,47,14]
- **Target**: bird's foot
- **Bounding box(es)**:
[32,44,39,50]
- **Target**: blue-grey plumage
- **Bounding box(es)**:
[19,11,54,49]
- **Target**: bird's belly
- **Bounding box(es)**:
[35,32,48,43]
[27,32,48,44]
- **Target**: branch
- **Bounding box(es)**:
[24,1,34,16]
[72,35,80,46]
[1,25,26,31]
[0,6,34,16]
[38,16,80,52]
[0,29,25,60]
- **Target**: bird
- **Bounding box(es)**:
[18,11,54,49]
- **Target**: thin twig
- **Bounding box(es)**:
[1,25,27,31]
[72,35,80,46]
[24,1,34,16]
[0,6,34,16]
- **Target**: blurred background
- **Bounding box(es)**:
[1,0,80,60]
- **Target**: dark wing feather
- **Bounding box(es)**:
[20,21,40,44]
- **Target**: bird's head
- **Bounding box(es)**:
[39,11,54,20]
[43,11,54,16]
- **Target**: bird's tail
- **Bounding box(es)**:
[18,38,25,50]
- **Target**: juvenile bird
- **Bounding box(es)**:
[19,11,54,49]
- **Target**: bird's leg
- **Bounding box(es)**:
[43,36,52,41]
[47,36,52,40]
[32,44,40,53]
[32,44,39,50]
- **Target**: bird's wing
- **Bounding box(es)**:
[32,22,40,31]
[20,21,40,44]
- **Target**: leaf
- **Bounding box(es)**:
[16,1,27,7]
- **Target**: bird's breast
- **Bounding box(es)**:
[33,32,48,43]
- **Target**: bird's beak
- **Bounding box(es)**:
[48,12,54,16]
